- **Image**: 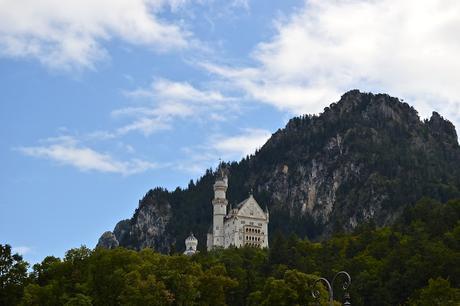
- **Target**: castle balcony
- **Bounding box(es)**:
[243,225,265,247]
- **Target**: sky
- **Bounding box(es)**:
[1,0,460,264]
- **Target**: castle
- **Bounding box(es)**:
[206,167,269,250]
[183,166,269,255]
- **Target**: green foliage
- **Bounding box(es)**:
[197,265,237,306]
[63,293,92,306]
[2,197,460,305]
[408,277,460,306]
[0,244,29,305]
[118,271,173,306]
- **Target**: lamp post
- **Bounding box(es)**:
[311,271,351,306]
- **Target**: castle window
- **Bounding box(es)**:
[216,226,219,230]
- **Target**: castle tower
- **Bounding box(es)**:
[183,232,198,256]
[212,166,228,248]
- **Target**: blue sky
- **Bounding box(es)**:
[1,0,459,264]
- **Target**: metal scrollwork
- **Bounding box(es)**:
[332,271,351,291]
[312,277,333,305]
[311,271,352,306]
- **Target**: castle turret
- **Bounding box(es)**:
[183,232,198,256]
[211,166,228,248]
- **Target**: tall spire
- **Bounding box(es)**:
[216,159,228,182]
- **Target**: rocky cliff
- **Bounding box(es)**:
[97,90,460,253]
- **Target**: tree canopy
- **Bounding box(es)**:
[1,198,459,305]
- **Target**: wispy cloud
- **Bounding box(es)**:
[125,78,230,103]
[199,0,460,124]
[0,0,191,70]
[17,136,157,175]
[199,61,341,115]
[115,113,173,136]
[15,77,241,176]
[177,128,272,174]
[212,128,271,157]
[114,78,236,136]
[12,246,32,256]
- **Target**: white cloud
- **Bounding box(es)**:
[125,78,230,103]
[213,128,271,157]
[17,137,157,175]
[177,128,271,174]
[116,116,173,136]
[114,78,235,135]
[201,0,460,124]
[0,0,190,70]
[12,246,32,256]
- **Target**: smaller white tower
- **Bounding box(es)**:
[183,232,198,256]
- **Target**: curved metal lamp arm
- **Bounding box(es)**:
[332,271,352,291]
[312,277,333,306]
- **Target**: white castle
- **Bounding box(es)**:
[206,167,269,250]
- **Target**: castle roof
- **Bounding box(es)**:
[223,194,267,221]
[186,232,197,241]
[235,194,254,209]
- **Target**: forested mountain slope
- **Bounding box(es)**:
[98,90,460,253]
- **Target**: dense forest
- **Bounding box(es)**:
[2,197,459,305]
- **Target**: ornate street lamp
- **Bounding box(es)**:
[311,271,352,306]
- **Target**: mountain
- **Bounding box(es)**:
[97,90,460,253]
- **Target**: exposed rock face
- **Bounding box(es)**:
[98,90,460,252]
[100,189,174,253]
[253,90,459,237]
[96,231,119,249]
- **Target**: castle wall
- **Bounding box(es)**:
[223,215,268,248]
